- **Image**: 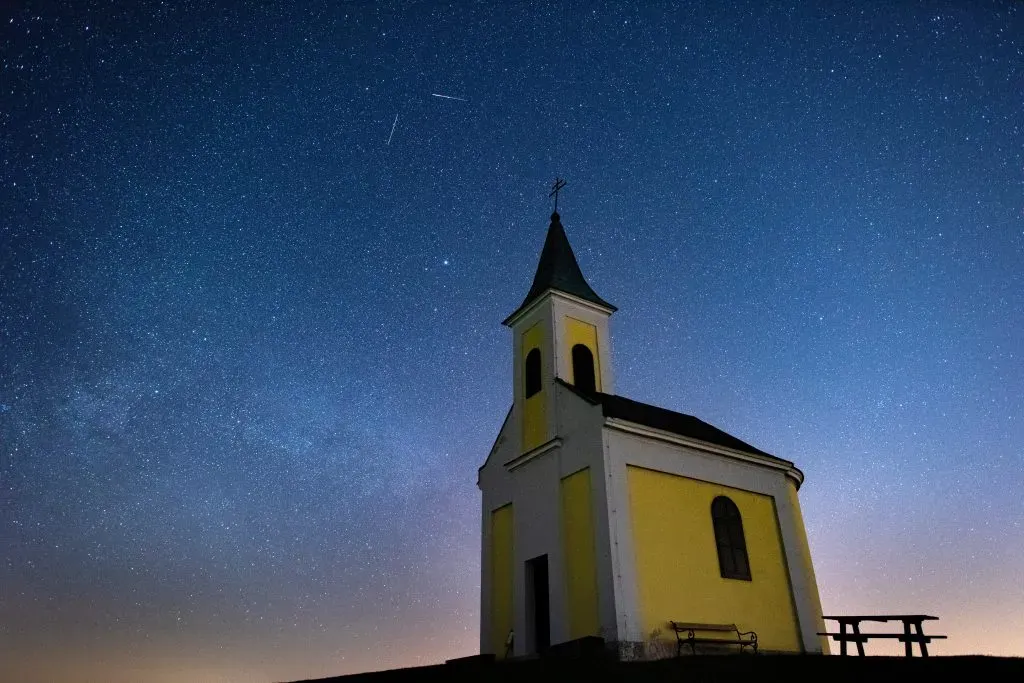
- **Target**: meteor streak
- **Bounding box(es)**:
[387,113,398,145]
[431,93,467,101]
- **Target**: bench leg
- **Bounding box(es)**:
[852,623,865,656]
[914,622,929,657]
[839,623,848,656]
[903,621,913,657]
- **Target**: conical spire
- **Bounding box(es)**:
[504,211,616,325]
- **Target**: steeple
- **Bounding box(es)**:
[503,211,616,326]
[500,187,619,454]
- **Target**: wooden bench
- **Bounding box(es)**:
[669,621,758,655]
[818,615,947,657]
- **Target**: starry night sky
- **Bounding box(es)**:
[2,1,1022,681]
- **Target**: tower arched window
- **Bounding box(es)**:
[571,344,596,392]
[711,496,751,580]
[525,348,542,398]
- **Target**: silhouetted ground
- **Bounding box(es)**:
[287,654,1024,683]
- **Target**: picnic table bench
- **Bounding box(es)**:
[669,621,758,655]
[818,614,947,657]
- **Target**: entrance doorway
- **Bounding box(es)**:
[525,554,550,653]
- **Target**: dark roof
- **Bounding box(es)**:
[504,212,616,324]
[556,379,787,462]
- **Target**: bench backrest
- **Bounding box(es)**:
[670,622,738,632]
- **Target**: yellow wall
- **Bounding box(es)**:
[785,479,830,654]
[521,323,546,451]
[564,317,601,391]
[490,503,514,657]
[560,468,600,639]
[626,466,802,651]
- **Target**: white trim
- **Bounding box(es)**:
[503,437,562,471]
[479,406,514,484]
[603,434,643,643]
[503,289,616,328]
[479,499,493,653]
[603,418,804,486]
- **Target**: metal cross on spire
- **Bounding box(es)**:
[549,177,567,213]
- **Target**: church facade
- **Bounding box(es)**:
[478,209,829,658]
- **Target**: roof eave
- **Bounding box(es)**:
[603,416,803,483]
[502,288,618,327]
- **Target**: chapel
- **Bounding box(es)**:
[478,201,829,659]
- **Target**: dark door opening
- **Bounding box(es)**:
[525,554,550,653]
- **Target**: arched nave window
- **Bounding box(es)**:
[711,496,751,580]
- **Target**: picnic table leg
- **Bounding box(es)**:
[839,622,848,656]
[852,623,865,656]
[914,621,929,657]
[903,621,913,657]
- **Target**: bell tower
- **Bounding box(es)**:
[502,208,616,454]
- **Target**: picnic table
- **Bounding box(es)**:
[818,614,946,657]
